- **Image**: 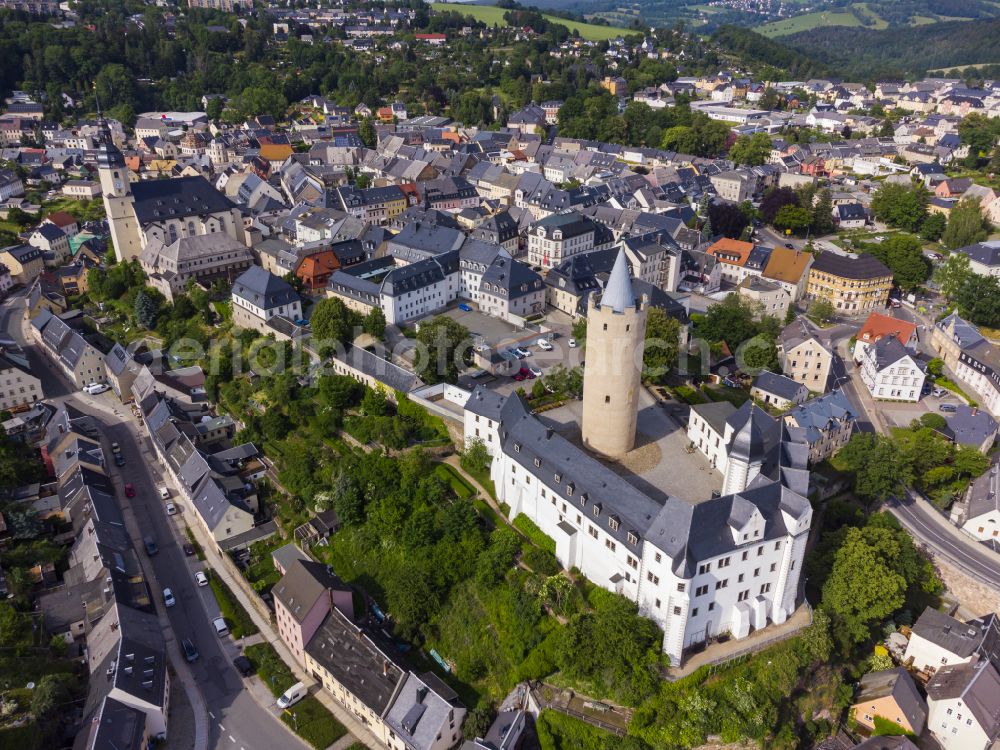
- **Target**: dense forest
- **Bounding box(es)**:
[781,18,1000,79]
[710,26,828,79]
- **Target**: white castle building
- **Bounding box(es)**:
[463,250,812,666]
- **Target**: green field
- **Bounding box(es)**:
[757,3,887,37]
[430,2,629,40]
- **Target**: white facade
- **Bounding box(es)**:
[384,273,458,325]
[0,360,42,411]
[859,344,925,402]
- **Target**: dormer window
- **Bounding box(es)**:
[513,443,521,453]
[579,492,588,507]
[592,503,601,517]
[565,483,574,496]
[609,516,620,532]
[554,473,561,483]
[534,457,541,468]
[627,531,638,545]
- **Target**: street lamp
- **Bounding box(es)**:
[292,712,298,732]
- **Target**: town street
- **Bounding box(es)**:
[3,292,308,750]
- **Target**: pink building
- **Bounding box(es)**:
[273,558,354,665]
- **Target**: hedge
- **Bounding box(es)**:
[512,513,557,554]
[434,463,476,499]
[245,642,296,697]
[207,573,259,638]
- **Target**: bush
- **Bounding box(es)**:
[536,710,617,750]
[522,545,560,575]
[245,642,296,696]
[208,574,259,638]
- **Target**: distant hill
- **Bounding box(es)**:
[780,17,1000,79]
[709,26,828,79]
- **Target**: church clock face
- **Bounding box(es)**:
[114,180,123,191]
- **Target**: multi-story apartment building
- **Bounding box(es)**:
[527,213,597,268]
[932,313,1000,418]
[778,318,833,392]
[859,336,926,402]
[806,252,893,314]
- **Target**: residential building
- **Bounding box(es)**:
[859,336,925,402]
[710,171,753,203]
[333,185,407,224]
[28,223,70,262]
[782,391,856,464]
[273,557,353,665]
[835,203,867,229]
[80,697,150,750]
[706,238,771,286]
[778,318,833,391]
[296,250,341,293]
[806,252,893,314]
[140,233,254,301]
[104,343,142,404]
[956,465,1000,545]
[737,276,790,320]
[762,246,813,302]
[527,213,597,269]
[0,244,44,285]
[854,311,918,364]
[956,240,1000,278]
[421,176,479,213]
[851,668,926,736]
[62,180,101,200]
[0,348,42,410]
[931,313,1000,418]
[943,405,997,454]
[751,371,808,411]
[30,309,107,389]
[383,672,466,750]
[926,660,1000,750]
[231,265,303,336]
[903,608,1000,674]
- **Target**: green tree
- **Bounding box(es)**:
[811,189,835,236]
[30,674,72,718]
[728,132,772,166]
[955,274,1000,327]
[821,526,908,649]
[773,204,812,234]
[941,197,990,250]
[865,234,931,291]
[693,294,759,351]
[642,307,681,381]
[362,307,386,339]
[310,298,357,348]
[133,288,162,329]
[870,182,928,232]
[358,117,377,148]
[935,252,972,299]
[460,437,490,475]
[360,385,388,416]
[919,212,946,242]
[415,315,471,384]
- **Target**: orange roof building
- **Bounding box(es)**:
[854,311,918,362]
[258,143,294,163]
[763,245,814,301]
[296,250,340,293]
[706,237,754,267]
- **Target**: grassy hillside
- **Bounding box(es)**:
[757,3,888,37]
[430,2,629,40]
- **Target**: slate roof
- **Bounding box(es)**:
[811,251,891,280]
[966,464,1000,523]
[944,405,997,450]
[911,608,1000,667]
[383,672,462,750]
[131,176,236,223]
[599,249,636,314]
[926,660,1000,738]
[88,696,149,750]
[479,255,543,301]
[868,336,918,372]
[304,606,404,716]
[836,203,867,222]
[958,240,1000,268]
[232,265,300,310]
[855,668,927,734]
[272,559,350,624]
[464,386,506,422]
[753,371,805,402]
[782,391,855,444]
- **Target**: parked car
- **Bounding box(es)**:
[83,382,109,395]
[124,483,135,498]
[513,370,526,381]
[458,303,472,312]
[537,339,553,351]
[293,318,309,326]
[517,367,535,380]
[508,348,525,359]
[163,588,176,608]
[165,502,177,516]
[232,655,254,677]
[939,403,958,412]
[114,454,126,466]
[111,442,121,454]
[784,242,794,249]
[143,536,158,556]
[568,338,578,348]
[529,366,542,378]
[195,571,209,587]
[183,543,196,557]
[182,638,199,663]
[158,486,170,499]
[277,682,307,709]
[212,617,229,637]
[932,387,947,398]
[514,347,531,358]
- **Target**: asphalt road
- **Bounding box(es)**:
[4,293,306,750]
[889,493,1000,592]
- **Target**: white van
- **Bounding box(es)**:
[212,617,229,637]
[277,681,307,709]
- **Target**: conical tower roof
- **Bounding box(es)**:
[600,248,636,314]
[96,118,126,170]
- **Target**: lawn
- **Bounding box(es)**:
[207,572,259,638]
[241,536,287,595]
[756,2,887,38]
[701,385,749,407]
[671,384,708,405]
[281,696,347,750]
[434,462,476,499]
[430,2,629,40]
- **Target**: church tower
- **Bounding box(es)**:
[722,404,767,496]
[581,249,647,458]
[97,121,142,262]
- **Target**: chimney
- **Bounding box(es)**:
[383,660,389,677]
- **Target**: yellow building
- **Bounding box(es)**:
[0,244,44,285]
[806,252,893,314]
